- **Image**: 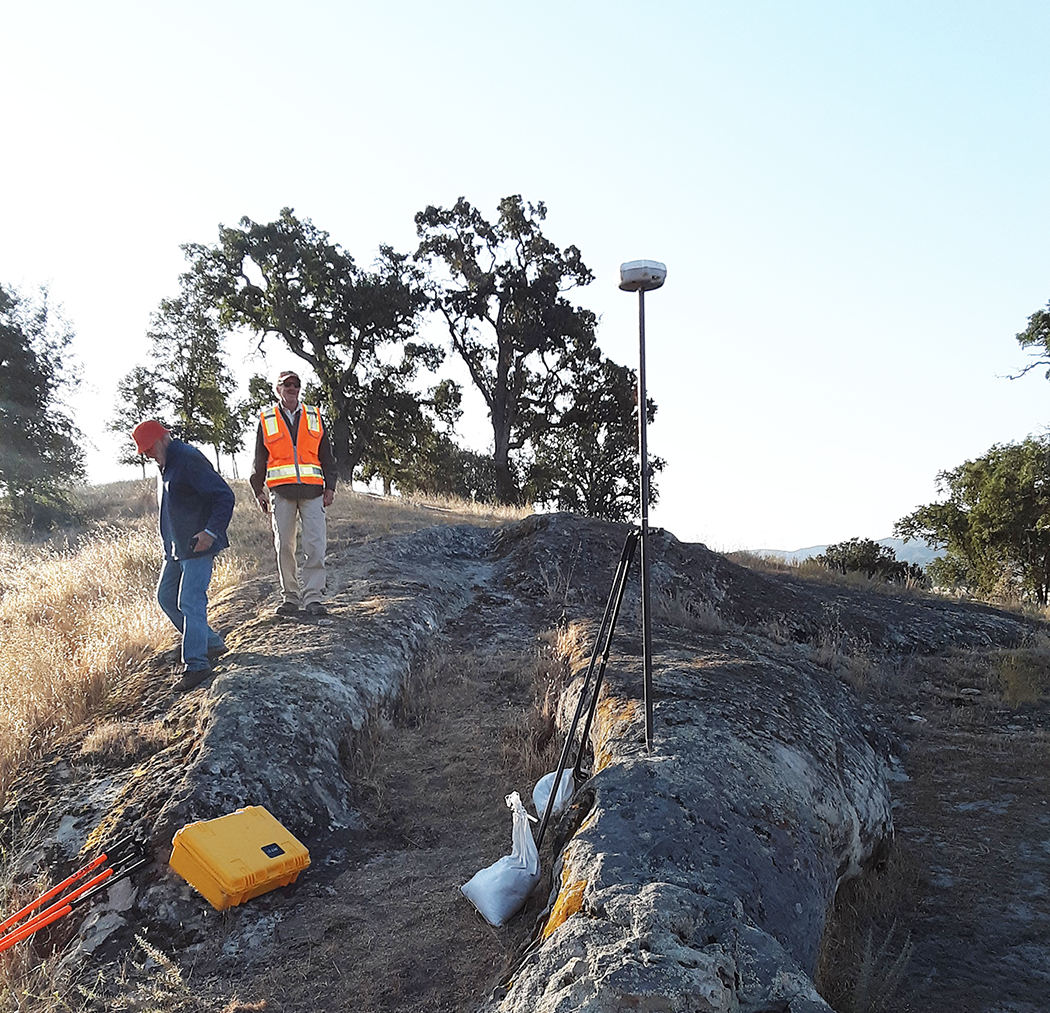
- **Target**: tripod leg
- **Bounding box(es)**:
[535,531,638,850]
[571,531,638,784]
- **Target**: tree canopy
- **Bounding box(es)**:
[0,284,85,532]
[1012,299,1050,378]
[183,208,435,483]
[110,275,247,473]
[894,437,1050,604]
[107,366,164,476]
[526,357,664,522]
[415,195,600,504]
[147,284,244,465]
[103,199,663,520]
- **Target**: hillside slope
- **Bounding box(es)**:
[1,512,1046,1012]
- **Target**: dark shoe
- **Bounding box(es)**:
[304,602,328,617]
[175,668,212,692]
[207,642,228,659]
[276,602,301,617]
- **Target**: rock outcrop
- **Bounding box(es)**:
[475,518,1033,1011]
[3,512,1037,1008]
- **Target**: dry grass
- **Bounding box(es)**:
[334,489,529,541]
[0,529,165,798]
[0,932,253,1013]
[342,624,585,816]
[74,479,157,527]
[808,628,893,694]
[501,624,590,784]
[0,527,250,802]
[816,847,921,1013]
[392,490,530,523]
[889,633,1050,715]
[727,551,927,597]
[0,480,524,812]
[995,637,1050,706]
[725,550,825,578]
[651,591,730,635]
[79,720,171,764]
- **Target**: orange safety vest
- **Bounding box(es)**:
[260,404,325,488]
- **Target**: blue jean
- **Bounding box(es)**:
[157,556,224,670]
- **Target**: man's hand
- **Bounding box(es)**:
[323,488,335,508]
[257,493,270,514]
[191,530,215,553]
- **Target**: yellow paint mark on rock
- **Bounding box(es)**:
[542,870,587,939]
[592,697,640,771]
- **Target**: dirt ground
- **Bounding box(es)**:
[818,649,1050,1013]
[148,560,572,1013]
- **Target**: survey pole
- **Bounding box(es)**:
[618,260,666,754]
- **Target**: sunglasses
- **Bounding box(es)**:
[280,380,301,388]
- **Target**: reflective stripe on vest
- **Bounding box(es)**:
[261,408,281,438]
[266,463,325,482]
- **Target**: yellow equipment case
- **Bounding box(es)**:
[169,806,310,911]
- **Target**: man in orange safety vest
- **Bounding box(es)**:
[249,370,337,617]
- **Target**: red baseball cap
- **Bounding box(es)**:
[132,419,170,455]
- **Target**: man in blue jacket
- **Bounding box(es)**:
[132,419,236,691]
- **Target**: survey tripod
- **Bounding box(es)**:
[535,528,651,850]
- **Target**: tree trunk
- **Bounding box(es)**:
[491,336,519,505]
[490,405,518,504]
[329,407,355,483]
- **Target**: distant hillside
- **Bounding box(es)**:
[756,536,941,567]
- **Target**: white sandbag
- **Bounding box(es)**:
[533,769,575,820]
[461,792,541,927]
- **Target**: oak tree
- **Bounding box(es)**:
[1013,299,1050,378]
[107,365,164,476]
[415,195,599,504]
[526,356,663,522]
[184,209,433,484]
[813,537,925,585]
[895,437,1050,604]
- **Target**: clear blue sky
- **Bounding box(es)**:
[4,1,1049,550]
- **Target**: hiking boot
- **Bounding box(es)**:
[207,642,228,659]
[304,602,328,617]
[276,602,301,617]
[175,668,212,692]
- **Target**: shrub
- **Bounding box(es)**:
[814,538,926,587]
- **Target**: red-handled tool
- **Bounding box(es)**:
[0,832,147,953]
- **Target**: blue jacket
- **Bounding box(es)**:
[158,440,235,561]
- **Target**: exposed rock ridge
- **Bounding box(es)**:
[7,512,1038,1006]
[160,524,494,839]
[478,514,1034,1013]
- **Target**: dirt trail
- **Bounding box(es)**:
[887,691,1050,1012]
[821,652,1050,1013]
[175,574,569,1012]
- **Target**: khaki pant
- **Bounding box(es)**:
[270,494,327,607]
